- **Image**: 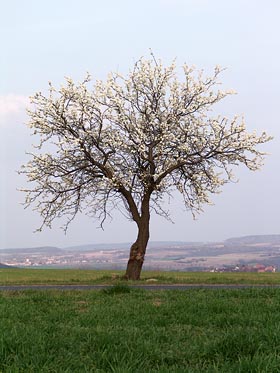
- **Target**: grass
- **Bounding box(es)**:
[1,268,280,285]
[1,287,280,371]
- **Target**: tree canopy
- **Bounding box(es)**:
[21,57,271,279]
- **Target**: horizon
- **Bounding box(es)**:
[1,233,280,251]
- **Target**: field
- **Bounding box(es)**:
[2,286,280,372]
[1,268,280,285]
[2,269,280,372]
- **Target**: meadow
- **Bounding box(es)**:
[1,268,280,285]
[1,269,280,372]
[1,286,280,372]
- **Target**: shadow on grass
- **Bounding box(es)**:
[102,284,131,295]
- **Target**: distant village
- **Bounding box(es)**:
[1,253,277,273]
[1,235,280,272]
[210,264,276,273]
[1,252,114,269]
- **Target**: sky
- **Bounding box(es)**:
[1,0,280,248]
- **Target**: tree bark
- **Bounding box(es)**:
[124,195,150,280]
[125,232,148,280]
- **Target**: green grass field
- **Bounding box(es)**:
[1,268,280,285]
[2,269,280,371]
[1,287,280,372]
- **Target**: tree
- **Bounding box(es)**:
[21,57,271,280]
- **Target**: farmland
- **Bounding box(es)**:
[1,235,280,272]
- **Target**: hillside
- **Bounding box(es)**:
[65,241,202,252]
[0,234,279,271]
[0,246,65,255]
[225,235,280,245]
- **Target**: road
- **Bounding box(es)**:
[1,284,280,291]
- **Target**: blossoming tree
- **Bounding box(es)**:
[21,57,271,280]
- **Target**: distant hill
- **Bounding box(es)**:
[65,241,202,252]
[66,236,280,252]
[225,235,280,246]
[65,243,130,251]
[0,246,65,255]
[1,235,280,270]
[1,236,280,254]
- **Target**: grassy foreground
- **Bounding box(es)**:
[1,287,280,372]
[1,268,280,285]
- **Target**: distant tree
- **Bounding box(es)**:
[21,56,271,280]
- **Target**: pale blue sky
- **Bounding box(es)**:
[1,0,279,248]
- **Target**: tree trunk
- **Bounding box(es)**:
[125,239,147,280]
[125,196,150,280]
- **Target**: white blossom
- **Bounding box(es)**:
[21,56,272,232]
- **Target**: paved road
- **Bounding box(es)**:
[1,284,280,291]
